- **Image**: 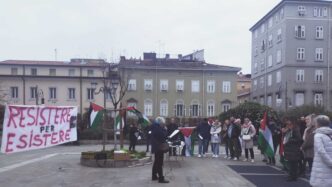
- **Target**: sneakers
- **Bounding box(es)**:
[198,154,202,158]
[233,157,238,161]
[243,158,248,162]
[224,155,228,159]
[251,159,255,163]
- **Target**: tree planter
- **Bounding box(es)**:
[80,150,151,168]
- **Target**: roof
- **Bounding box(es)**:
[118,58,241,72]
[249,0,332,31]
[0,59,110,67]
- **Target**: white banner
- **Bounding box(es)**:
[1,105,78,154]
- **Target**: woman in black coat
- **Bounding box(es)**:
[129,123,139,151]
[151,116,169,183]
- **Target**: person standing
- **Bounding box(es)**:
[196,118,211,157]
[167,118,179,156]
[282,118,302,182]
[300,114,316,176]
[210,120,222,158]
[310,115,332,187]
[267,118,281,165]
[151,116,169,183]
[129,123,139,152]
[222,119,230,159]
[228,117,241,160]
[241,118,256,162]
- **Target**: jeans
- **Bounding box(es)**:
[245,148,254,159]
[152,151,164,181]
[211,143,220,155]
[198,139,209,155]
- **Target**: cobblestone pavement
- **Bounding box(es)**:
[0,144,310,187]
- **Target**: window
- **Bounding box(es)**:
[261,39,266,52]
[298,6,306,16]
[261,24,265,33]
[268,18,273,28]
[277,28,282,42]
[175,100,184,117]
[30,87,37,99]
[296,69,305,82]
[260,59,265,71]
[144,99,153,116]
[314,93,323,106]
[254,62,258,73]
[190,100,200,117]
[315,69,323,83]
[268,55,273,67]
[315,48,323,61]
[253,80,257,91]
[222,103,231,112]
[222,81,231,93]
[316,26,323,39]
[87,69,94,77]
[31,68,37,76]
[276,49,282,63]
[68,69,75,76]
[49,87,57,99]
[160,99,168,117]
[207,100,215,117]
[128,79,136,91]
[10,87,18,99]
[160,80,168,91]
[191,80,200,93]
[144,79,153,91]
[267,95,272,107]
[49,69,56,76]
[68,88,76,100]
[176,80,184,92]
[268,34,273,47]
[260,77,264,88]
[87,88,94,100]
[295,93,304,106]
[295,25,305,38]
[297,48,305,60]
[276,71,281,83]
[11,68,18,75]
[314,7,328,17]
[268,74,272,86]
[207,80,215,93]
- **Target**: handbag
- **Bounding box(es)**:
[159,142,170,153]
[242,135,251,141]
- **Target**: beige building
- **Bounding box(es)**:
[0,59,115,115]
[237,73,251,104]
[119,52,241,120]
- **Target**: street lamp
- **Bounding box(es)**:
[91,77,119,151]
[35,85,44,105]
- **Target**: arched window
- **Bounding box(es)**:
[144,99,153,116]
[160,99,168,117]
[190,99,200,117]
[174,99,184,117]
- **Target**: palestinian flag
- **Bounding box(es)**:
[115,109,126,135]
[257,111,274,158]
[88,102,104,129]
[279,134,289,170]
[127,106,150,128]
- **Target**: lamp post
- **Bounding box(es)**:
[35,85,44,105]
[91,77,119,151]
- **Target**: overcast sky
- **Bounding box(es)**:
[0,0,281,73]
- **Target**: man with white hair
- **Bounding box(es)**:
[151,116,169,183]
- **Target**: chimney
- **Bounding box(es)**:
[178,54,182,59]
[165,54,170,59]
[120,56,126,61]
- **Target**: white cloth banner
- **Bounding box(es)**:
[1,105,78,154]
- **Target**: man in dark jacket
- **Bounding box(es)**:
[151,117,169,183]
[283,118,302,182]
[196,118,211,157]
[227,117,241,160]
[167,118,179,156]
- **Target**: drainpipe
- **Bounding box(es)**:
[80,66,83,120]
[327,5,331,111]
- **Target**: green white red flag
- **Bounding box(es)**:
[126,106,150,128]
[88,102,104,129]
[257,111,274,158]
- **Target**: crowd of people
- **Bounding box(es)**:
[125,114,332,185]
